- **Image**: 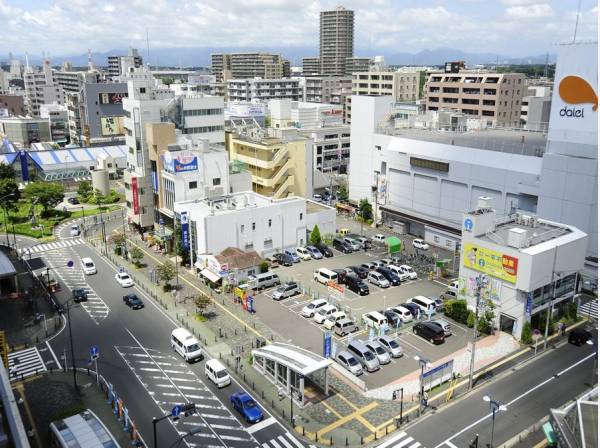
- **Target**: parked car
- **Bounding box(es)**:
[273,252,293,267]
[314,304,338,324]
[388,305,413,323]
[323,311,347,330]
[365,340,391,365]
[230,392,264,423]
[398,265,418,280]
[70,224,80,237]
[67,197,79,205]
[296,247,312,261]
[440,289,458,301]
[413,322,445,344]
[376,267,401,286]
[123,293,144,310]
[382,310,401,328]
[342,237,361,251]
[347,234,370,249]
[387,265,410,282]
[368,271,390,288]
[272,282,300,300]
[349,265,369,279]
[336,351,363,376]
[72,288,88,303]
[380,258,394,266]
[377,335,403,358]
[345,275,370,295]
[431,318,452,336]
[333,238,353,254]
[407,296,437,316]
[315,242,333,257]
[402,302,420,318]
[283,249,301,263]
[265,256,279,268]
[372,234,386,244]
[360,262,378,271]
[115,271,134,287]
[306,245,323,259]
[372,260,386,269]
[432,297,445,311]
[301,299,328,318]
[412,238,430,250]
[568,328,593,346]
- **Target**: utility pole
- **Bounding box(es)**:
[543,247,558,351]
[468,274,487,390]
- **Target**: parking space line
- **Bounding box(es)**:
[405,332,438,348]
[398,335,427,352]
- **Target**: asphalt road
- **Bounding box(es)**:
[17,228,310,448]
[386,340,596,448]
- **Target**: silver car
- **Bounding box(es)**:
[368,271,390,288]
[336,351,363,376]
[365,340,391,365]
[432,318,452,336]
[377,335,404,358]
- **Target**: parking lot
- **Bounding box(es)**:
[254,239,470,390]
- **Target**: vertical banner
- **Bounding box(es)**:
[181,211,189,250]
[131,176,139,215]
[323,331,332,358]
[19,150,29,181]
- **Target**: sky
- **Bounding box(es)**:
[0,0,597,58]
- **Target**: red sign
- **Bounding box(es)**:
[501,255,518,277]
[131,176,140,215]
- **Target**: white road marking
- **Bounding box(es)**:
[246,416,277,434]
[377,431,407,448]
[46,340,62,370]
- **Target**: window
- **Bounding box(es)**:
[268,219,272,227]
[409,157,449,172]
[189,181,197,189]
[252,222,256,231]
[240,225,245,233]
[299,213,303,221]
[139,87,146,94]
[212,178,221,186]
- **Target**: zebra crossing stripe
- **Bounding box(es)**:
[395,437,416,448]
[285,433,305,448]
[8,347,47,380]
[270,439,283,448]
[277,435,294,448]
[378,432,407,448]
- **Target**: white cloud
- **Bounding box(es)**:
[102,5,116,13]
[500,0,543,5]
[506,3,554,19]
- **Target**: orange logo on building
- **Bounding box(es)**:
[501,255,518,276]
[559,75,598,111]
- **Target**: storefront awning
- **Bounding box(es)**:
[200,268,221,283]
[385,236,402,254]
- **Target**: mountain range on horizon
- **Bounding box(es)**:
[1,46,556,69]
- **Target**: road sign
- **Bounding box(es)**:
[90,345,100,360]
[171,405,182,417]
[67,260,74,268]
[323,332,332,358]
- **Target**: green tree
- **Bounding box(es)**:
[337,185,348,202]
[0,178,20,210]
[357,198,373,235]
[77,181,93,201]
[0,164,15,180]
[310,225,322,245]
[194,294,211,316]
[259,260,269,273]
[129,246,144,267]
[24,181,65,217]
[466,311,475,328]
[156,260,176,290]
[521,321,533,345]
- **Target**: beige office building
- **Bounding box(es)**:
[424,72,525,127]
[320,6,354,76]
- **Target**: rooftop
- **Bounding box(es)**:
[376,127,547,157]
[252,343,332,376]
[175,191,304,216]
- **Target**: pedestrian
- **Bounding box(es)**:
[561,322,566,336]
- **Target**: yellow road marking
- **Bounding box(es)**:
[533,439,548,448]
[356,414,378,433]
[318,401,378,436]
[321,400,343,419]
[13,383,43,447]
[334,391,359,410]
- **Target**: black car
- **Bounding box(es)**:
[315,243,333,258]
[376,267,402,286]
[413,322,445,344]
[568,328,592,346]
[273,252,293,267]
[123,294,144,310]
[332,269,349,285]
[348,265,368,279]
[333,238,353,254]
[72,288,88,303]
[67,197,80,205]
[402,302,420,317]
[382,310,401,328]
[345,274,370,295]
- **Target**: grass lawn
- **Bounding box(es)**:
[0,201,122,239]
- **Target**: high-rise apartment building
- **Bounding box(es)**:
[107,48,143,80]
[55,69,100,94]
[23,59,65,117]
[211,53,290,81]
[320,6,354,76]
[302,57,321,76]
[211,54,231,83]
[424,71,525,127]
[227,78,300,102]
[345,57,371,75]
[305,76,351,105]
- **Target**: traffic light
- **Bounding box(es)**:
[469,434,479,448]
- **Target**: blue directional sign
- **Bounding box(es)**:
[464,218,473,232]
[67,260,74,268]
[90,345,100,360]
[171,405,182,417]
[323,332,332,358]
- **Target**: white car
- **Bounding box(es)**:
[399,265,418,280]
[313,304,337,324]
[372,234,386,244]
[412,238,429,250]
[70,224,80,237]
[296,247,312,261]
[300,299,328,318]
[323,311,347,330]
[388,305,413,323]
[115,271,134,287]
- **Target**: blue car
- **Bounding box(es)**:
[283,249,301,263]
[230,392,264,423]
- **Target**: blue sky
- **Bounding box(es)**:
[1,0,597,57]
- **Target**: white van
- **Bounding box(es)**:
[387,265,409,281]
[448,280,459,292]
[171,328,203,362]
[362,311,388,330]
[313,268,338,285]
[205,359,231,388]
[81,257,97,275]
[247,272,280,290]
[407,296,437,315]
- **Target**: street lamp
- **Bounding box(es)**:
[482,394,507,448]
[414,354,431,416]
[468,274,488,390]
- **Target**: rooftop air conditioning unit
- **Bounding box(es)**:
[507,227,528,249]
[477,196,492,210]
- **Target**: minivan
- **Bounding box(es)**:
[81,257,97,275]
[368,271,390,288]
[301,299,328,318]
[387,265,410,282]
[345,275,370,295]
[372,234,386,244]
[398,265,418,280]
[306,246,323,259]
[388,305,413,323]
[248,272,280,290]
[376,267,401,286]
[347,340,380,372]
[283,249,301,263]
[412,238,429,250]
[333,238,353,254]
[334,318,358,336]
[315,243,333,257]
[349,265,369,279]
[323,311,347,330]
[272,282,300,300]
[205,359,231,388]
[407,296,437,316]
[440,289,458,301]
[313,268,338,285]
[336,351,363,376]
[413,322,445,344]
[365,340,391,365]
[343,237,361,251]
[171,328,203,362]
[362,311,388,330]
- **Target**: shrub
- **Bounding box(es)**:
[259,260,269,273]
[444,300,469,324]
[567,302,579,322]
[521,321,533,344]
[467,311,475,328]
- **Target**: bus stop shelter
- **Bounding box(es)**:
[252,343,332,406]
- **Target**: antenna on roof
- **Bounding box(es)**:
[573,0,582,43]
[146,29,150,69]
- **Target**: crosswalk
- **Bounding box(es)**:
[579,299,598,320]
[18,238,84,256]
[377,431,424,448]
[8,347,47,381]
[260,433,312,448]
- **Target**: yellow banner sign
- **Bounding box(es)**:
[100,116,124,136]
[463,243,518,283]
